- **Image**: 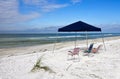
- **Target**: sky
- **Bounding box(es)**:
[0,0,120,33]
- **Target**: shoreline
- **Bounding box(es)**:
[0,36,120,57]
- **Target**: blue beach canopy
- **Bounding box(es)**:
[56,21,106,51]
[58,21,101,32]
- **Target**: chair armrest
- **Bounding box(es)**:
[68,51,72,53]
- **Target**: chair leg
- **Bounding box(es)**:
[67,55,72,60]
[67,55,69,60]
[78,54,80,61]
[74,55,75,59]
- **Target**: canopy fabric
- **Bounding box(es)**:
[58,21,101,32]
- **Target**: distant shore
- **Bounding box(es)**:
[0,36,120,57]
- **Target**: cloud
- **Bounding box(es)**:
[23,0,69,12]
[41,4,68,12]
[0,0,69,24]
[0,0,40,24]
[23,0,48,6]
[97,24,120,33]
[0,0,82,32]
[0,23,32,31]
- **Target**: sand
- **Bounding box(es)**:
[0,36,120,79]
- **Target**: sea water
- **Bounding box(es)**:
[0,33,120,48]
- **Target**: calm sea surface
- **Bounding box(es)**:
[0,33,120,48]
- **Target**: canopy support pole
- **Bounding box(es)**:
[52,32,58,53]
[101,31,106,51]
[74,32,77,48]
[86,31,88,48]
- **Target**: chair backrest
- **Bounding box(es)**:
[73,48,80,55]
[96,45,102,52]
[88,43,94,53]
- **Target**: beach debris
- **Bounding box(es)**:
[32,51,36,53]
[31,55,55,73]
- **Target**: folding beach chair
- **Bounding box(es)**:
[84,43,94,53]
[68,48,80,60]
[83,43,94,56]
[92,44,102,53]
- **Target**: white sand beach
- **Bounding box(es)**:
[0,36,120,79]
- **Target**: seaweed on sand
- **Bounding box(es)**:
[31,55,55,73]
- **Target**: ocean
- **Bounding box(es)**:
[0,33,120,48]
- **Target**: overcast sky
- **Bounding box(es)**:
[0,0,120,33]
